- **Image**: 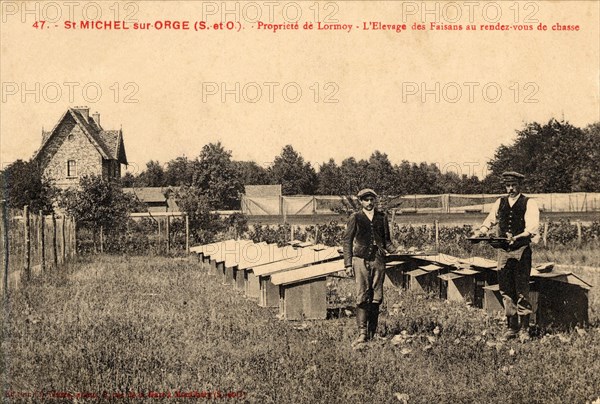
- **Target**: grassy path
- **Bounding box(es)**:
[2,255,599,403]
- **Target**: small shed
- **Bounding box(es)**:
[405,263,442,294]
[253,246,342,307]
[193,239,256,283]
[271,260,344,320]
[439,268,479,303]
[482,284,504,314]
[384,260,408,288]
[190,239,235,274]
[241,245,304,300]
[531,270,592,329]
[383,252,439,289]
[214,240,256,285]
[458,257,498,287]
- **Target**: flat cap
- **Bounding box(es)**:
[357,188,378,199]
[501,171,525,181]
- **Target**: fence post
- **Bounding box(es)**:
[62,215,66,263]
[543,221,548,248]
[434,220,440,250]
[185,214,189,254]
[157,219,161,253]
[100,225,104,254]
[71,217,76,257]
[52,213,58,269]
[2,201,9,297]
[24,205,31,281]
[282,197,287,225]
[166,215,171,254]
[577,220,582,246]
[390,210,396,239]
[40,210,46,274]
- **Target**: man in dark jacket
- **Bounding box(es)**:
[474,171,539,342]
[343,188,396,347]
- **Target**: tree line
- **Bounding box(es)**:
[123,119,600,209]
[2,118,599,213]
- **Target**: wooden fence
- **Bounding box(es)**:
[1,203,76,295]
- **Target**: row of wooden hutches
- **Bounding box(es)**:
[191,240,592,329]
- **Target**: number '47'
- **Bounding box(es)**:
[33,21,46,29]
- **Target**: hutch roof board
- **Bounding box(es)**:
[252,247,342,277]
[270,260,345,286]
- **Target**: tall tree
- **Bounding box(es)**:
[268,145,317,195]
[339,157,369,195]
[172,186,225,243]
[364,151,398,195]
[0,159,57,213]
[193,142,243,209]
[316,159,343,195]
[572,122,600,191]
[487,119,588,192]
[164,156,194,186]
[136,160,166,187]
[59,174,138,232]
[233,161,270,186]
[120,172,136,187]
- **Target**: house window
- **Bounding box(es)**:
[113,163,119,178]
[67,160,77,177]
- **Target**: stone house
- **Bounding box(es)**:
[33,107,128,189]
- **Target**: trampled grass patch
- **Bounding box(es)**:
[2,255,599,403]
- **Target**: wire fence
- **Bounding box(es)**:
[241,193,600,215]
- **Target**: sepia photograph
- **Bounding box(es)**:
[1,1,599,402]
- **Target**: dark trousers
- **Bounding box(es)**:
[497,245,533,317]
[353,254,386,306]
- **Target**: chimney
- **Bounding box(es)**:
[92,111,101,128]
[74,106,89,122]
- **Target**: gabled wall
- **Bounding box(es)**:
[39,115,103,189]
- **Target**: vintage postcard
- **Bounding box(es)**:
[1,1,599,402]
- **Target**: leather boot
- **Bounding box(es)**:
[500,316,519,341]
[518,314,531,342]
[368,303,380,340]
[352,306,369,347]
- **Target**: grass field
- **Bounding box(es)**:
[2,255,599,403]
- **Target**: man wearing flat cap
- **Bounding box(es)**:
[474,171,540,342]
[343,188,396,347]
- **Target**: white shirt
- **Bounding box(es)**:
[481,194,540,239]
[363,208,374,221]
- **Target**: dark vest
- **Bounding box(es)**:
[498,194,530,248]
[343,210,391,266]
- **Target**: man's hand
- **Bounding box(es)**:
[345,266,354,277]
[472,226,488,238]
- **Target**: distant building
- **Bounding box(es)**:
[33,107,127,189]
[123,187,180,212]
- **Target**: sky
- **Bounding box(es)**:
[1,1,599,179]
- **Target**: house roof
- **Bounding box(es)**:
[123,187,168,203]
[123,187,180,212]
[33,108,127,164]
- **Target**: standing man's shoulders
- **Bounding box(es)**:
[345,211,360,226]
[347,211,360,220]
[374,209,387,218]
